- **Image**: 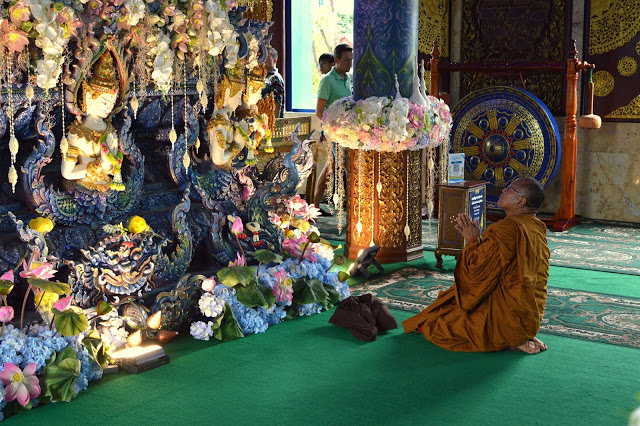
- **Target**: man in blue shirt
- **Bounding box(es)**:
[313,44,353,213]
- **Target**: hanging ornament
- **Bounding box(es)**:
[60,136,69,157]
[264,137,274,153]
[7,55,18,193]
[60,78,68,157]
[130,79,139,119]
[404,153,410,241]
[428,157,435,170]
[376,152,382,197]
[196,79,204,94]
[370,152,375,247]
[25,84,34,105]
[333,193,340,206]
[356,150,363,239]
[25,45,33,108]
[195,138,201,151]
[182,149,190,169]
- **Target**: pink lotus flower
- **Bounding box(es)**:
[242,185,251,202]
[272,270,293,303]
[52,295,72,312]
[1,269,14,282]
[20,261,57,280]
[0,363,41,407]
[283,236,317,262]
[300,203,321,222]
[0,306,14,323]
[202,277,216,292]
[231,217,244,236]
[228,252,247,267]
[285,195,305,215]
[0,21,29,53]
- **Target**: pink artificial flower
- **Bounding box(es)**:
[0,21,29,54]
[242,185,251,202]
[228,252,247,267]
[1,270,14,282]
[20,261,57,280]
[0,363,41,407]
[9,2,30,27]
[282,236,317,262]
[0,306,14,323]
[300,203,321,222]
[285,195,305,215]
[231,217,244,236]
[52,295,72,312]
[163,5,176,16]
[202,277,216,292]
[87,0,103,15]
[272,270,293,303]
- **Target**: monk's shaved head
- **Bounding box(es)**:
[515,177,545,211]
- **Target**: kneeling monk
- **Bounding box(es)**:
[403,177,550,354]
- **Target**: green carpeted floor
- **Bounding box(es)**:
[7,308,640,425]
[6,240,640,424]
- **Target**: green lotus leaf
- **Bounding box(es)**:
[52,308,89,337]
[28,278,70,295]
[292,278,329,306]
[41,346,81,403]
[212,303,244,342]
[96,300,113,316]
[250,249,283,265]
[216,266,255,287]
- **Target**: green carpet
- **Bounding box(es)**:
[7,309,640,425]
[317,216,640,275]
[350,267,640,349]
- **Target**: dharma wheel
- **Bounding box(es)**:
[450,86,562,208]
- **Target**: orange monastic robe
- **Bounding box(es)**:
[403,215,550,352]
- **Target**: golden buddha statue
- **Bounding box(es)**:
[61,51,124,192]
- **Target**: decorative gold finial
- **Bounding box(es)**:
[86,51,119,96]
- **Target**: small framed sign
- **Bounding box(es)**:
[448,153,465,183]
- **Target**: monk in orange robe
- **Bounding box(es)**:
[403,177,550,354]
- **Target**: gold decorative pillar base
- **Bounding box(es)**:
[345,149,423,263]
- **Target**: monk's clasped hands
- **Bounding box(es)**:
[455,213,481,243]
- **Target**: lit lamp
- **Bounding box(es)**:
[111,343,169,374]
[348,245,384,279]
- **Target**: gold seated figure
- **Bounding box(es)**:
[61,51,124,192]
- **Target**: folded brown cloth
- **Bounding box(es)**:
[329,293,398,341]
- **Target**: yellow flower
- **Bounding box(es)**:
[34,291,59,311]
[127,215,150,234]
[29,217,54,234]
[291,217,310,233]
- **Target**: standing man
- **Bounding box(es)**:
[313,43,353,213]
[403,178,551,354]
[262,46,285,118]
[318,53,335,75]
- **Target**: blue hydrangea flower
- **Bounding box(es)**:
[190,321,215,341]
[213,285,268,335]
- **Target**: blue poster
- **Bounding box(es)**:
[468,187,485,233]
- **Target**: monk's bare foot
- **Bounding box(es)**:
[509,340,541,354]
[531,336,548,352]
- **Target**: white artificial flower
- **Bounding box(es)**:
[124,0,146,26]
[198,292,225,318]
